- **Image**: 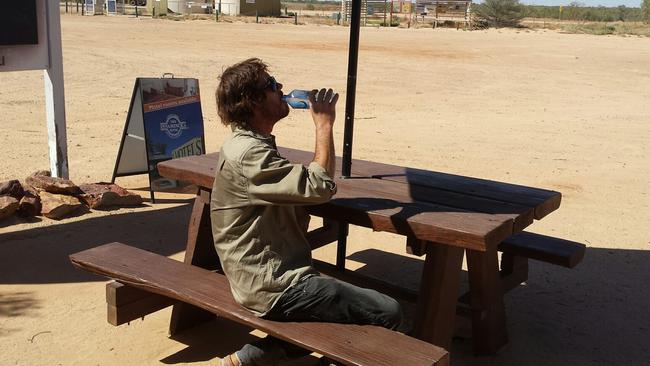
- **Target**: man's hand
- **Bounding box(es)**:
[310,88,339,129]
[310,88,339,178]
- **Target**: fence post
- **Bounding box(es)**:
[135,5,139,17]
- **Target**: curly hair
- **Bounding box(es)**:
[216,58,269,130]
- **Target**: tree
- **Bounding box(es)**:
[642,0,650,23]
[565,2,585,21]
[475,0,525,27]
[617,5,628,21]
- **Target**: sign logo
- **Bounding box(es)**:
[160,114,188,139]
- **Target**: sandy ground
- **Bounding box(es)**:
[1,13,649,366]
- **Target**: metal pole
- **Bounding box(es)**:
[342,0,361,178]
[336,0,362,269]
[384,0,387,26]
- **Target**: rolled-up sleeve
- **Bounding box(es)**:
[242,145,337,206]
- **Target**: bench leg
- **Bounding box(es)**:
[466,248,508,355]
[107,281,176,326]
[335,222,348,270]
[169,188,220,336]
[413,242,464,350]
[500,253,529,293]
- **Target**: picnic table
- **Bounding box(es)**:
[149,146,582,355]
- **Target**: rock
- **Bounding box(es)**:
[0,196,19,220]
[25,171,80,195]
[40,191,83,219]
[0,180,25,199]
[33,170,51,177]
[17,184,42,217]
[78,183,143,209]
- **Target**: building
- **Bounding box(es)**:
[416,0,472,28]
[214,0,281,16]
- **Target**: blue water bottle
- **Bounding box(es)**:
[282,90,311,109]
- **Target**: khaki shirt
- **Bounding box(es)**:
[210,127,337,316]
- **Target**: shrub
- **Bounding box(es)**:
[475,0,525,27]
[643,0,650,23]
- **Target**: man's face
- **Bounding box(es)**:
[254,72,290,129]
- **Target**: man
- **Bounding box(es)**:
[212,58,403,366]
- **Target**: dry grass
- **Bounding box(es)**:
[524,19,650,36]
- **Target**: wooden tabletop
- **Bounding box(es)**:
[158,147,561,252]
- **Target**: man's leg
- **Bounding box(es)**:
[229,276,404,366]
[267,276,404,330]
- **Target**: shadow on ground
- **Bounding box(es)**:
[0,203,192,284]
[1,201,648,365]
[347,245,650,365]
[161,317,319,365]
[0,291,40,317]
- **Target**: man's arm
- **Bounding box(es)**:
[310,88,339,178]
[242,145,336,206]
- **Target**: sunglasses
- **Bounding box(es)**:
[262,76,279,92]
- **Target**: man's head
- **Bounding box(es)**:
[216,58,288,133]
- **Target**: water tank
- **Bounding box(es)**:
[168,0,187,13]
[215,0,240,16]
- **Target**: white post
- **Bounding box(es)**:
[44,0,69,178]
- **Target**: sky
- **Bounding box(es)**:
[319,0,645,8]
[503,0,641,7]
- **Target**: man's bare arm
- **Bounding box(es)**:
[310,88,339,178]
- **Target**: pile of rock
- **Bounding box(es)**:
[0,171,143,222]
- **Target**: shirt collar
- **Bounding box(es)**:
[233,126,276,145]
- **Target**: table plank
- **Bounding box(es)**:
[158,156,216,189]
[156,147,560,250]
[189,148,559,221]
[308,177,517,251]
[158,152,536,231]
[159,154,517,250]
[276,148,561,220]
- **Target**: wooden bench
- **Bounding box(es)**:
[496,231,586,294]
[69,243,449,366]
[499,231,585,269]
